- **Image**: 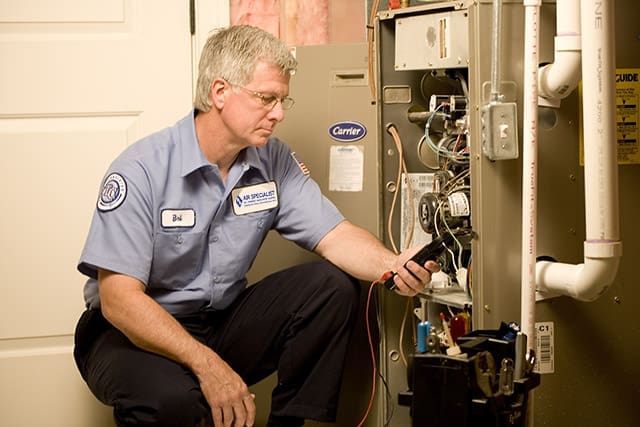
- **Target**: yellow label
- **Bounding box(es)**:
[616,68,640,164]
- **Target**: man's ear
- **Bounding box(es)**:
[209,78,228,109]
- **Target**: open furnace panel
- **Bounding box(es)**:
[375,3,475,425]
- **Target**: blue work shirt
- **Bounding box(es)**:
[78,110,344,315]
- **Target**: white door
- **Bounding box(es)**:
[0,1,225,425]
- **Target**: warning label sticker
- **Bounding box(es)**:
[616,68,640,164]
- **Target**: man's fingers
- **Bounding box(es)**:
[231,407,245,427]
[212,407,223,427]
[210,394,256,427]
[243,394,256,426]
[222,405,234,427]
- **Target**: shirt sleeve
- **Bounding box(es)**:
[77,157,154,285]
[268,140,345,250]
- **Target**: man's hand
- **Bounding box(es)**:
[98,270,256,426]
[389,246,441,296]
[193,349,255,427]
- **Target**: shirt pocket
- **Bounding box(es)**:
[226,209,274,240]
[216,210,274,272]
[149,229,207,289]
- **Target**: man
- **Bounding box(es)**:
[74,25,439,427]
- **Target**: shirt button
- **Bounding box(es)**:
[212,236,219,242]
[176,235,184,244]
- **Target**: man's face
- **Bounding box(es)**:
[221,61,291,149]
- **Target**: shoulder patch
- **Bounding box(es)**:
[97,173,127,212]
[290,152,310,175]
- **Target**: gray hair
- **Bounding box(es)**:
[194,25,298,112]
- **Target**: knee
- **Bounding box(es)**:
[114,386,207,427]
[317,261,360,304]
[314,261,360,317]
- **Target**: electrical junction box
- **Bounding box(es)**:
[481,101,519,160]
[394,10,469,71]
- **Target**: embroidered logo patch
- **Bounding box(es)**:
[231,181,278,215]
[97,173,127,212]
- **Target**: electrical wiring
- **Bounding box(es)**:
[425,103,470,164]
[378,371,394,427]
[433,197,468,271]
[449,230,466,272]
[356,280,382,427]
[433,204,458,272]
[416,134,441,170]
[367,0,381,102]
[385,123,422,374]
[447,305,456,318]
[435,208,460,273]
[373,282,396,426]
[455,70,470,99]
[397,296,415,368]
[385,126,404,254]
[442,172,470,194]
[359,281,413,427]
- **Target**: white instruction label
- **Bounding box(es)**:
[329,145,364,192]
[534,321,555,374]
[447,191,470,217]
[401,173,434,249]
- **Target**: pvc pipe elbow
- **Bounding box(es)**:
[536,246,621,302]
[538,50,581,100]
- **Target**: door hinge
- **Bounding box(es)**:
[189,0,195,35]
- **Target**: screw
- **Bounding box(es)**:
[386,182,397,193]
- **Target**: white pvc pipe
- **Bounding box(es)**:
[521,0,541,354]
[536,0,622,301]
[538,0,582,100]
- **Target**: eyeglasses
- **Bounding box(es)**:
[229,82,295,111]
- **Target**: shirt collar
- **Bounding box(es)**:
[178,109,270,181]
[238,146,269,180]
[179,109,211,177]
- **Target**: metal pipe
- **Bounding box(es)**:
[490,0,504,101]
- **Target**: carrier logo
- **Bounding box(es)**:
[328,121,366,142]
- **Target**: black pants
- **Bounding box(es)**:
[74,261,360,427]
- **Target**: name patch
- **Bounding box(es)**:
[161,209,196,228]
[231,181,278,215]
